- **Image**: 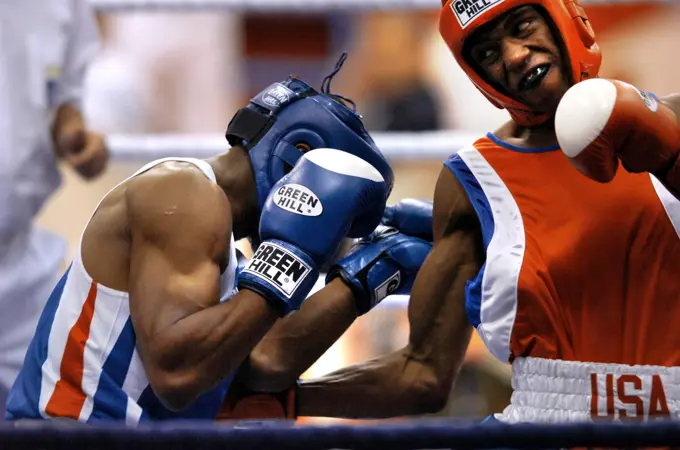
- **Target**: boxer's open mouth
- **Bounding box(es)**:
[518,64,551,92]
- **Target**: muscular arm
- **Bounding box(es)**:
[127,169,279,411]
[295,167,484,418]
[238,279,358,392]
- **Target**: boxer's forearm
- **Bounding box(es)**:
[144,289,280,411]
[242,279,358,391]
[296,169,480,419]
[295,349,445,418]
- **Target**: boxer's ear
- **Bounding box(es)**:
[441,0,447,5]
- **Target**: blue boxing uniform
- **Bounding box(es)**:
[5,59,394,423]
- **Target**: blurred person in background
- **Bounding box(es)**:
[84,12,241,134]
[352,12,442,133]
[0,0,108,418]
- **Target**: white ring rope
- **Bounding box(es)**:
[108,130,481,162]
[90,0,670,12]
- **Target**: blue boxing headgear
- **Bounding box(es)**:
[225,54,394,237]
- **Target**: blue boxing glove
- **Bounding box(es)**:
[326,225,432,315]
[238,148,388,316]
[382,198,433,241]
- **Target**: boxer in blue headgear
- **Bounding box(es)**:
[226,53,394,238]
[6,54,431,423]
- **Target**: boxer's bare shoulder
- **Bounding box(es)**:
[81,161,231,293]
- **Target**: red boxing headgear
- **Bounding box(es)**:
[439,0,602,127]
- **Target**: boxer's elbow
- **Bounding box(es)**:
[415,381,450,414]
[143,347,206,412]
[399,353,451,415]
[148,369,202,412]
[406,369,450,415]
[244,346,299,392]
[140,333,234,411]
[145,351,242,411]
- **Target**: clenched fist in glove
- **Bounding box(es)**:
[327,198,434,315]
[556,79,680,197]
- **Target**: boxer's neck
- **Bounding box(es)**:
[495,118,559,150]
[525,118,560,148]
[206,146,259,240]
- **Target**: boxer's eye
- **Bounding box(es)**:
[484,48,497,61]
[515,20,533,36]
[472,46,499,66]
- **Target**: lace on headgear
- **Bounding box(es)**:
[321,52,357,113]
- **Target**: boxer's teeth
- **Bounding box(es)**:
[519,64,550,92]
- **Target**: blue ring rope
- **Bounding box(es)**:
[3,419,680,449]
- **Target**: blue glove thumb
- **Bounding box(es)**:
[382,198,433,241]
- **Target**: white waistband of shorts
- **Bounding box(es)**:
[496,357,680,424]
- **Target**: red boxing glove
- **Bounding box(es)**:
[216,380,297,421]
[555,79,680,194]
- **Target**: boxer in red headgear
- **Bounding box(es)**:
[234,0,680,424]
[441,0,680,198]
[440,0,602,127]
